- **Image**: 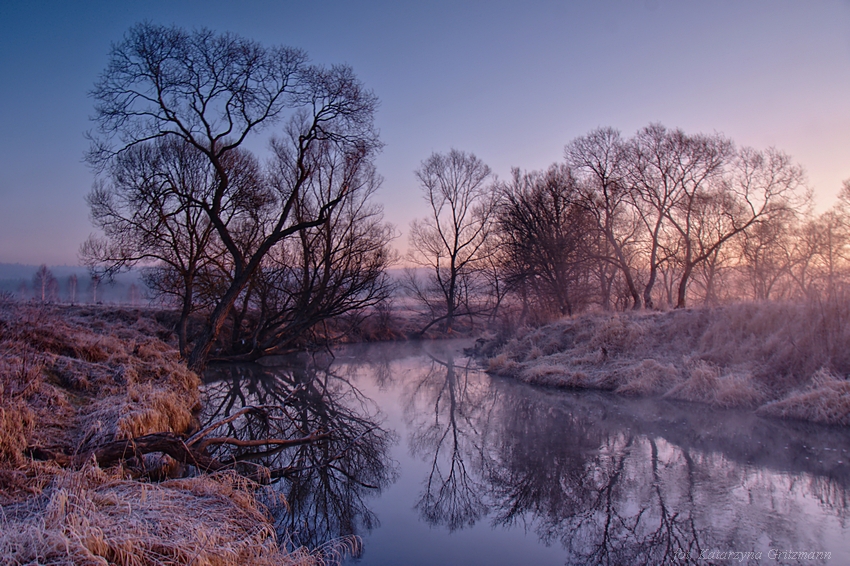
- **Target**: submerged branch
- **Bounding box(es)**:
[27,429,331,478]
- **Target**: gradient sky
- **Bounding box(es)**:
[1,0,849,265]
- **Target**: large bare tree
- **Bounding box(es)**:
[224,139,396,359]
[407,150,496,333]
[86,23,381,369]
[666,145,805,307]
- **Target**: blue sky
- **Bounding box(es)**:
[1,0,849,265]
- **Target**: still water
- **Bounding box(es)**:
[203,340,850,565]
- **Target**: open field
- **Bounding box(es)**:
[482,300,850,426]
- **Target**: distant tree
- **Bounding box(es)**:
[16,281,29,301]
[86,23,381,369]
[802,209,850,297]
[736,210,798,300]
[89,273,101,303]
[407,150,496,333]
[782,216,823,299]
[127,283,141,306]
[32,264,58,302]
[67,273,78,304]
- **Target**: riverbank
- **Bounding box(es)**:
[0,301,339,565]
[482,300,850,426]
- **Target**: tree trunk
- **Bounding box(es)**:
[676,263,693,308]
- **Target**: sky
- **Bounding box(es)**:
[1,0,849,265]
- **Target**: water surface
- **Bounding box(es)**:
[203,340,850,565]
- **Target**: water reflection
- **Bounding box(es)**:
[405,349,496,530]
[206,343,850,564]
[484,391,708,564]
[392,342,850,564]
[203,357,396,550]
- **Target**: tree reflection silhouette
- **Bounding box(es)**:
[405,349,497,531]
[202,357,396,550]
[482,382,850,564]
[402,352,850,564]
[203,345,850,563]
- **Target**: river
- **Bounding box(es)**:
[202,339,850,565]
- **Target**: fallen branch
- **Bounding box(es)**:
[196,431,330,453]
[88,432,220,470]
[26,429,330,478]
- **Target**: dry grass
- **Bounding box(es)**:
[0,464,347,565]
[758,369,850,425]
[0,300,200,460]
[615,359,680,397]
[0,300,355,565]
[485,300,850,424]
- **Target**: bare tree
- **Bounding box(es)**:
[497,165,596,318]
[224,141,396,360]
[627,125,732,308]
[67,273,78,304]
[407,150,496,333]
[801,209,850,297]
[32,265,58,303]
[666,145,804,307]
[88,273,101,303]
[86,24,381,369]
[127,283,142,306]
[567,128,642,309]
[735,209,798,300]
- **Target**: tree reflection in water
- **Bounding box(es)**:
[483,382,850,564]
[485,392,705,565]
[204,344,850,564]
[202,356,396,551]
[404,348,498,530]
[396,343,850,565]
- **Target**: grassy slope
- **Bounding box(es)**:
[484,300,850,425]
[0,301,336,565]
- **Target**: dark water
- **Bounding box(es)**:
[203,340,850,565]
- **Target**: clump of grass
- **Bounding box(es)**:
[487,353,519,376]
[664,361,721,405]
[714,370,766,408]
[589,314,645,355]
[0,403,34,466]
[615,359,680,397]
[0,465,339,565]
[758,369,850,425]
[519,363,592,388]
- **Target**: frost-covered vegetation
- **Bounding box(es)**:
[0,300,350,565]
[484,299,850,425]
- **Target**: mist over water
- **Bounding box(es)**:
[203,340,850,565]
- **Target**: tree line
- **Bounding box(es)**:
[82,23,843,368]
[405,126,846,331]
